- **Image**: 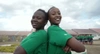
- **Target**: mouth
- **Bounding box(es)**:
[56,18,60,20]
[33,24,36,26]
[55,18,61,21]
[32,23,37,28]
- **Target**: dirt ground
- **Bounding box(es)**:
[85,40,100,54]
[0,41,100,54]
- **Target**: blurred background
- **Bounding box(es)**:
[0,0,100,54]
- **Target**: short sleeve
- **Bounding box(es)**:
[21,30,47,54]
[60,31,72,47]
[48,25,72,47]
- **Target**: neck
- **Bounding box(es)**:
[51,23,59,26]
[36,27,44,31]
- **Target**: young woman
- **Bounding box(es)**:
[14,9,48,54]
[47,6,85,54]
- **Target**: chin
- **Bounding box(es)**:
[56,22,60,25]
[33,27,37,29]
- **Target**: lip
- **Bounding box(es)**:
[55,18,61,21]
[56,19,60,21]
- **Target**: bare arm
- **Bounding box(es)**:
[67,37,85,52]
[14,46,27,54]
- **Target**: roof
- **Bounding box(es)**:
[0,28,100,36]
[72,29,98,34]
[16,31,31,35]
[0,31,31,36]
[65,29,78,35]
[90,28,100,34]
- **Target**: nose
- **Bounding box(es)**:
[32,17,38,22]
[31,18,38,24]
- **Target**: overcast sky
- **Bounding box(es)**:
[0,0,100,31]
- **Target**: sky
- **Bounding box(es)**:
[0,0,100,31]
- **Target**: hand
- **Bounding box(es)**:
[63,46,71,52]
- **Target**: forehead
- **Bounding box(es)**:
[34,11,45,17]
[49,7,60,13]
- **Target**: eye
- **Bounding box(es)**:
[51,12,56,15]
[32,16,35,19]
[37,17,42,20]
[52,14,55,15]
[58,12,61,15]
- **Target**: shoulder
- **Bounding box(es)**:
[30,30,47,36]
[35,30,47,40]
[25,30,47,39]
[47,25,62,31]
[38,30,47,36]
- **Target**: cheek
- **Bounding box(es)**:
[49,16,55,21]
[38,20,45,24]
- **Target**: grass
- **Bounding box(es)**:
[0,43,19,53]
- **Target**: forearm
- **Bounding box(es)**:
[67,37,85,52]
[14,46,27,54]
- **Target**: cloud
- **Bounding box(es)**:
[60,17,79,29]
[0,15,32,31]
[83,0,100,17]
[0,0,100,31]
[59,0,83,19]
[60,17,100,29]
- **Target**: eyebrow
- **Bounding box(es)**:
[51,10,60,14]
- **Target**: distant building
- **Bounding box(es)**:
[72,29,97,35]
[90,28,100,36]
[65,29,78,37]
[0,28,100,42]
[90,28,100,40]
[0,31,31,42]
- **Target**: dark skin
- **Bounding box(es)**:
[14,10,47,54]
[48,7,85,52]
[48,7,62,26]
[31,11,47,31]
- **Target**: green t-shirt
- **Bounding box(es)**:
[89,36,93,39]
[86,36,89,39]
[76,36,80,40]
[21,30,47,54]
[81,36,84,40]
[47,25,72,54]
[79,36,83,40]
[86,36,89,40]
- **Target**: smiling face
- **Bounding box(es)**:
[48,7,62,25]
[31,10,47,30]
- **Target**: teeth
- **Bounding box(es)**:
[56,19,60,20]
